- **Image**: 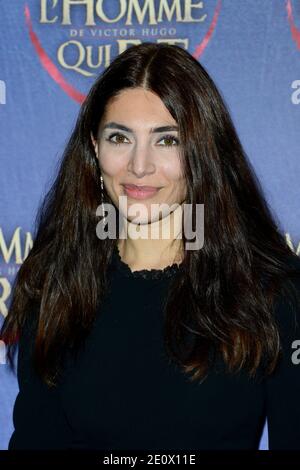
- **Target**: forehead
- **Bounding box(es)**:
[103,88,177,124]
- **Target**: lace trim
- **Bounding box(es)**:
[111,244,183,279]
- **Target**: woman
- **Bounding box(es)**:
[2,42,300,451]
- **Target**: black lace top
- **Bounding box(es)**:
[8,251,300,451]
[111,244,183,280]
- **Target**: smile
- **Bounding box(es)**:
[122,184,161,200]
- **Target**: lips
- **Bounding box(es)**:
[122,184,161,200]
[123,184,159,191]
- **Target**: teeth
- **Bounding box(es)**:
[132,186,152,190]
[125,184,157,191]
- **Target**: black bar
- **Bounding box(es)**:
[0,450,300,467]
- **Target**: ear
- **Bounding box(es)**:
[90,131,98,157]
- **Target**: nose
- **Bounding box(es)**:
[127,141,156,178]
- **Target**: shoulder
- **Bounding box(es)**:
[272,254,300,343]
[264,254,300,449]
[17,302,40,388]
[264,253,300,379]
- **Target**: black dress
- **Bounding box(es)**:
[8,246,300,450]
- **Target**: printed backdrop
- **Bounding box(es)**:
[0,0,300,450]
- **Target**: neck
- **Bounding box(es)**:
[117,204,184,271]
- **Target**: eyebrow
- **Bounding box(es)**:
[101,121,179,133]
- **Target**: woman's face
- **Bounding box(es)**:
[91,87,187,225]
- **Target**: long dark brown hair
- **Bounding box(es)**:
[2,42,300,387]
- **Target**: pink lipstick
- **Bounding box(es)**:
[123,184,161,200]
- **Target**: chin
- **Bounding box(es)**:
[127,215,153,225]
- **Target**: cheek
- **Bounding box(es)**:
[161,157,185,183]
[97,149,124,176]
[162,159,186,201]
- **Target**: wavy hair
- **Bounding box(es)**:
[2,42,300,387]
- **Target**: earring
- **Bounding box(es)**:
[100,174,107,226]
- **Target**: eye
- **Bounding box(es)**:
[158,135,179,147]
[105,132,179,147]
[105,132,129,146]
